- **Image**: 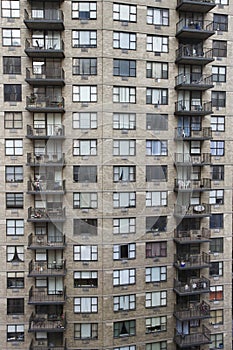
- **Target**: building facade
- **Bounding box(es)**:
[0,0,232,349]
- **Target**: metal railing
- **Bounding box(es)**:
[25,9,64,21]
[175,100,212,113]
[27,180,66,192]
[26,95,65,109]
[174,228,210,242]
[174,203,211,217]
[25,38,64,51]
[174,153,211,165]
[174,325,211,347]
[176,46,213,60]
[175,73,213,86]
[26,67,65,80]
[176,18,214,33]
[28,207,66,220]
[27,152,65,165]
[27,124,65,137]
[174,178,211,190]
[174,276,210,294]
[174,252,210,268]
[28,259,66,276]
[174,127,212,139]
[174,301,210,319]
[28,232,66,248]
[29,312,66,331]
[28,286,66,304]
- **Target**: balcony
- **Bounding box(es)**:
[174,252,210,270]
[27,180,66,194]
[174,301,210,321]
[28,259,66,277]
[25,38,65,58]
[175,73,213,91]
[24,9,64,30]
[28,286,66,305]
[174,153,211,166]
[27,124,65,140]
[176,46,214,65]
[174,325,211,348]
[176,19,214,40]
[30,339,67,350]
[26,153,65,167]
[29,312,66,332]
[174,203,211,218]
[174,178,211,192]
[28,207,66,222]
[26,67,65,86]
[176,0,216,13]
[173,277,210,296]
[174,228,210,244]
[26,95,65,112]
[28,232,66,249]
[174,100,212,116]
[174,127,212,140]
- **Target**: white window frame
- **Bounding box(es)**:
[113,294,136,311]
[146,191,167,207]
[113,243,136,260]
[7,246,24,262]
[5,139,23,156]
[6,219,24,236]
[73,139,97,156]
[2,0,20,18]
[145,266,167,283]
[72,1,97,19]
[146,316,167,333]
[211,116,225,132]
[146,140,167,156]
[113,140,136,156]
[147,35,168,53]
[209,189,224,205]
[113,217,136,234]
[73,192,98,209]
[113,192,136,208]
[147,7,169,26]
[73,112,97,129]
[73,85,97,102]
[74,245,98,261]
[72,30,97,47]
[74,297,98,313]
[113,166,136,182]
[2,29,20,46]
[113,268,136,286]
[113,113,136,129]
[113,3,136,22]
[74,271,98,288]
[113,32,136,50]
[113,86,136,103]
[145,291,167,308]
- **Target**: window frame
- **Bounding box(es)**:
[113,243,136,260]
[213,14,228,31]
[146,61,168,79]
[2,28,20,46]
[72,57,97,75]
[211,91,226,108]
[72,30,97,48]
[7,298,24,315]
[211,115,225,132]
[113,113,136,130]
[145,316,167,334]
[147,35,168,53]
[146,242,167,258]
[145,266,167,283]
[6,219,24,236]
[113,86,136,103]
[6,193,23,209]
[6,245,24,262]
[74,271,98,288]
[146,140,168,156]
[4,112,23,129]
[211,165,224,181]
[147,7,169,26]
[7,271,24,289]
[74,323,98,339]
[210,285,223,301]
[113,59,136,77]
[73,245,98,261]
[210,309,223,326]
[73,139,97,156]
[73,112,97,129]
[211,141,225,156]
[146,113,168,131]
[113,3,137,22]
[113,320,136,337]
[5,139,23,156]
[3,56,21,74]
[74,297,98,313]
[210,214,223,229]
[113,217,136,235]
[113,268,136,286]
[73,192,98,209]
[5,166,23,183]
[146,88,168,105]
[146,191,167,207]
[7,324,24,342]
[209,189,224,205]
[145,291,167,308]
[73,165,97,183]
[113,31,136,50]
[113,294,136,312]
[213,40,227,57]
[72,1,97,20]
[73,85,97,102]
[210,238,223,254]
[212,66,226,83]
[146,165,167,182]
[113,140,136,156]
[113,192,136,208]
[113,165,136,182]
[4,84,22,102]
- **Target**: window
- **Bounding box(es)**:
[113,59,136,77]
[73,112,97,129]
[113,3,136,22]
[145,291,167,308]
[6,219,24,236]
[211,141,224,156]
[72,1,97,19]
[146,342,167,350]
[113,243,136,260]
[3,57,21,74]
[210,214,223,229]
[146,114,168,130]
[146,266,167,283]
[6,193,23,209]
[72,30,97,47]
[73,165,97,182]
[211,116,225,132]
[74,297,98,313]
[215,0,228,4]
[74,323,98,339]
[5,139,23,156]
[5,166,23,183]
[147,7,169,26]
[73,139,97,156]
[211,165,224,181]
[146,216,167,233]
[113,294,136,311]
[113,140,136,156]
[210,333,223,349]
[213,40,227,57]
[146,166,167,182]
[73,193,97,209]
[113,217,136,234]
[113,86,136,103]
[74,219,98,235]
[2,0,20,17]
[114,320,136,337]
[212,66,226,83]
[7,272,24,288]
[210,238,223,254]
[4,84,21,102]
[190,141,201,154]
[7,325,24,342]
[115,346,136,350]
[210,309,223,325]
[74,245,98,261]
[2,29,20,46]
[210,285,223,301]
[146,88,168,105]
[146,140,167,156]
[113,192,136,208]
[7,246,24,262]
[210,261,223,277]
[146,316,167,333]
[7,298,24,315]
[113,32,136,50]
[146,242,167,257]
[147,35,168,53]
[113,113,136,130]
[113,166,136,182]
[73,85,97,102]
[209,189,224,205]
[213,14,228,31]
[146,191,167,207]
[113,268,136,286]
[73,58,97,75]
[4,112,22,129]
[212,91,226,108]
[146,62,168,79]
[74,271,98,288]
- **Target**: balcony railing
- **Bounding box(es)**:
[174,178,211,191]
[176,0,216,13]
[174,252,210,269]
[175,73,213,90]
[27,180,66,193]
[27,152,65,166]
[27,124,65,139]
[28,232,66,249]
[174,127,212,140]
[174,228,211,244]
[26,67,65,85]
[174,203,211,218]
[174,153,211,165]
[176,46,214,65]
[28,286,66,304]
[175,100,212,115]
[174,277,210,295]
[29,312,66,332]
[174,325,211,347]
[176,19,214,39]
[24,9,64,30]
[30,339,67,350]
[26,95,65,110]
[174,301,210,320]
[28,207,66,222]
[25,38,65,58]
[28,259,66,277]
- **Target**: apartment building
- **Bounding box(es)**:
[0,0,232,349]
